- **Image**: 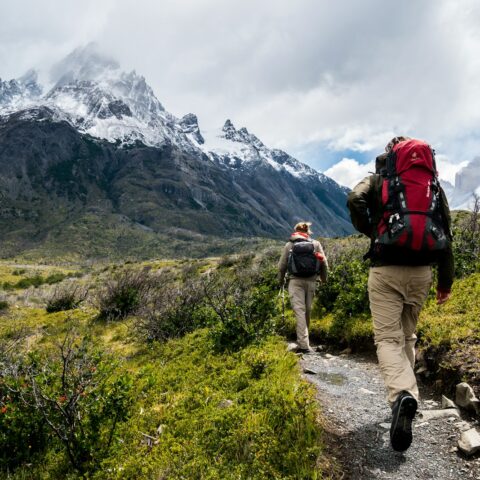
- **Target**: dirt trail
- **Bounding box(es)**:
[300,349,480,479]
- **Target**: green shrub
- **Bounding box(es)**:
[452,199,480,278]
[96,269,154,320]
[0,330,134,475]
[46,285,88,313]
[135,270,210,342]
[45,272,67,285]
[15,274,45,289]
[206,265,279,352]
[315,257,369,318]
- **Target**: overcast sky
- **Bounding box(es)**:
[1,0,480,186]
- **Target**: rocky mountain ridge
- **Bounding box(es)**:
[0,45,352,259]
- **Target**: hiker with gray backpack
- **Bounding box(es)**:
[347,136,454,453]
[278,222,328,353]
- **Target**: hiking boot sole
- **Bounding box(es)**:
[390,395,417,452]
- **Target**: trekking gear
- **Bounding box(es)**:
[375,139,449,251]
[390,391,417,452]
[287,239,322,277]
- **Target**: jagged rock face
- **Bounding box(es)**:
[0,45,353,258]
[0,70,42,108]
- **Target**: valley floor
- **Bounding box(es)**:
[301,349,480,479]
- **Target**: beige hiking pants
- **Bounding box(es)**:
[368,265,432,405]
[288,277,316,349]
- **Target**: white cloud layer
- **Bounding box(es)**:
[323,159,375,189]
[2,0,480,170]
[324,155,469,190]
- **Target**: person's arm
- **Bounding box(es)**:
[277,242,290,285]
[347,175,375,237]
[314,240,328,283]
[436,184,454,304]
[436,242,455,304]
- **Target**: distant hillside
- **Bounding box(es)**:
[0,46,353,260]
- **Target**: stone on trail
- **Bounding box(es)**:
[303,366,320,375]
[458,428,480,456]
[358,387,376,395]
[325,353,336,359]
[456,382,480,414]
[415,422,430,428]
[419,409,460,421]
[286,343,298,352]
[441,395,457,409]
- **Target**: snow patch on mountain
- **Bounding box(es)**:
[0,44,342,187]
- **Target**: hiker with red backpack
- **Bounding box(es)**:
[347,136,454,452]
[278,222,328,353]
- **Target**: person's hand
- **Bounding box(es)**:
[436,289,451,305]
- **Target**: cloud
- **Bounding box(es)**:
[435,155,469,185]
[323,158,375,188]
[323,153,470,191]
[1,0,480,171]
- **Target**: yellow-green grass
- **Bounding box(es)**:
[2,304,331,479]
[418,273,480,348]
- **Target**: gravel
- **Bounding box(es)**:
[301,350,480,479]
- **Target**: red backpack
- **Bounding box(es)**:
[376,139,448,251]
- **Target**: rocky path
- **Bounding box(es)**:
[300,348,480,479]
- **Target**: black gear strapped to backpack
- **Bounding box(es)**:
[287,239,322,277]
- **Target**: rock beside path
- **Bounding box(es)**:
[458,428,480,456]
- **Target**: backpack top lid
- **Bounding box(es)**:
[289,231,311,242]
[390,139,437,176]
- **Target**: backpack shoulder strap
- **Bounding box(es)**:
[385,150,397,178]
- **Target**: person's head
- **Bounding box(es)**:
[294,221,312,235]
[385,136,410,153]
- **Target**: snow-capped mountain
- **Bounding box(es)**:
[0,69,42,109]
[0,44,352,259]
[0,43,340,186]
[449,157,480,210]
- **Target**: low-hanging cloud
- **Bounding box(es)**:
[1,0,480,175]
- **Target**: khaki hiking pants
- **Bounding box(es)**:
[288,277,316,350]
[368,265,432,405]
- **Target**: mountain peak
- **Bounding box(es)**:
[219,119,264,149]
[180,113,204,144]
[222,119,235,131]
[50,43,119,86]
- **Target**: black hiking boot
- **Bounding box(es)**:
[296,347,314,354]
[390,391,417,452]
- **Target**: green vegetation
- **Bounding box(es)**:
[308,236,372,347]
[46,285,88,313]
[1,204,477,478]
[0,252,330,479]
[2,271,81,291]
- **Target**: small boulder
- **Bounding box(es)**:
[458,428,480,456]
[441,395,457,409]
[419,409,460,421]
[218,399,233,409]
[456,382,480,414]
[359,387,376,395]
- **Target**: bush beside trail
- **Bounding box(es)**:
[0,249,332,479]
